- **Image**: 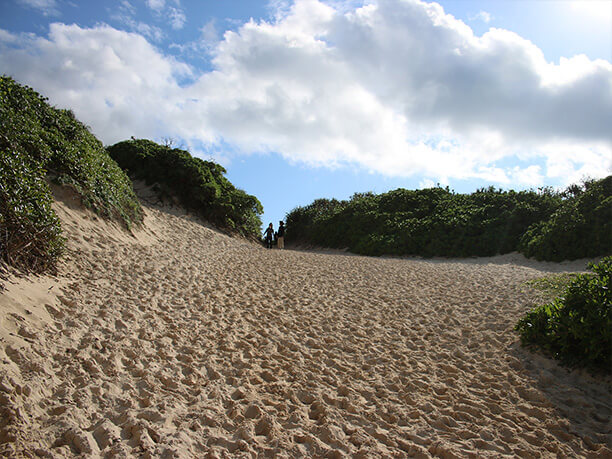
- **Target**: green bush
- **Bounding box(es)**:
[0,76,143,273]
[516,256,612,372]
[107,139,263,238]
[519,176,612,261]
[286,178,610,261]
[0,150,64,273]
[285,186,561,258]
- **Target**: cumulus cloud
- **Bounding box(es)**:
[1,0,610,186]
[190,0,611,181]
[0,24,192,143]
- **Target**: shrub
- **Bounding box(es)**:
[515,256,612,372]
[107,139,263,238]
[0,150,64,273]
[0,76,142,273]
[285,186,561,258]
[285,198,349,246]
[519,176,612,261]
[0,76,142,228]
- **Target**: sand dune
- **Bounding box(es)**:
[1,192,610,458]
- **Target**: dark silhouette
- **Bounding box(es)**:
[263,223,274,249]
[277,221,285,249]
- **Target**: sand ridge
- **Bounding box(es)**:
[0,195,610,458]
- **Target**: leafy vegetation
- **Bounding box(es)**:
[286,186,562,258]
[286,176,611,261]
[516,256,611,372]
[519,176,612,261]
[0,150,64,273]
[0,76,142,273]
[107,139,263,238]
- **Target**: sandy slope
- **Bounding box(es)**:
[0,191,610,458]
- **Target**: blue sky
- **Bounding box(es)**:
[1,0,611,232]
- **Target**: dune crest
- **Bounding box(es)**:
[1,195,610,458]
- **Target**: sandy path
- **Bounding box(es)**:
[0,196,610,458]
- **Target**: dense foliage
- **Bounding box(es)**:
[519,176,612,261]
[107,139,263,238]
[516,256,611,372]
[0,76,142,273]
[0,151,64,273]
[286,186,562,258]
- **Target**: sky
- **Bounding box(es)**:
[1,0,611,232]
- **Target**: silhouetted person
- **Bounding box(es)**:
[277,221,285,249]
[264,223,274,249]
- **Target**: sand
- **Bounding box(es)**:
[0,188,610,458]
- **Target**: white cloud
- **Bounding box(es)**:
[542,140,612,186]
[0,29,20,43]
[114,17,165,42]
[146,0,165,12]
[144,0,186,30]
[200,20,218,45]
[510,165,543,187]
[1,0,610,188]
[119,0,136,16]
[17,0,59,16]
[418,178,436,189]
[134,21,164,41]
[169,7,186,29]
[567,0,612,24]
[468,10,492,24]
[0,24,192,143]
[168,20,217,58]
[112,1,165,41]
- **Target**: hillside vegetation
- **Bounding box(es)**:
[0,77,263,275]
[286,177,611,261]
[519,176,612,261]
[516,256,611,372]
[107,139,263,238]
[0,76,142,273]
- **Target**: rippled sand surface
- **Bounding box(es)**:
[1,193,610,458]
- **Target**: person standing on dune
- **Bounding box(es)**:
[264,223,275,249]
[277,221,285,249]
